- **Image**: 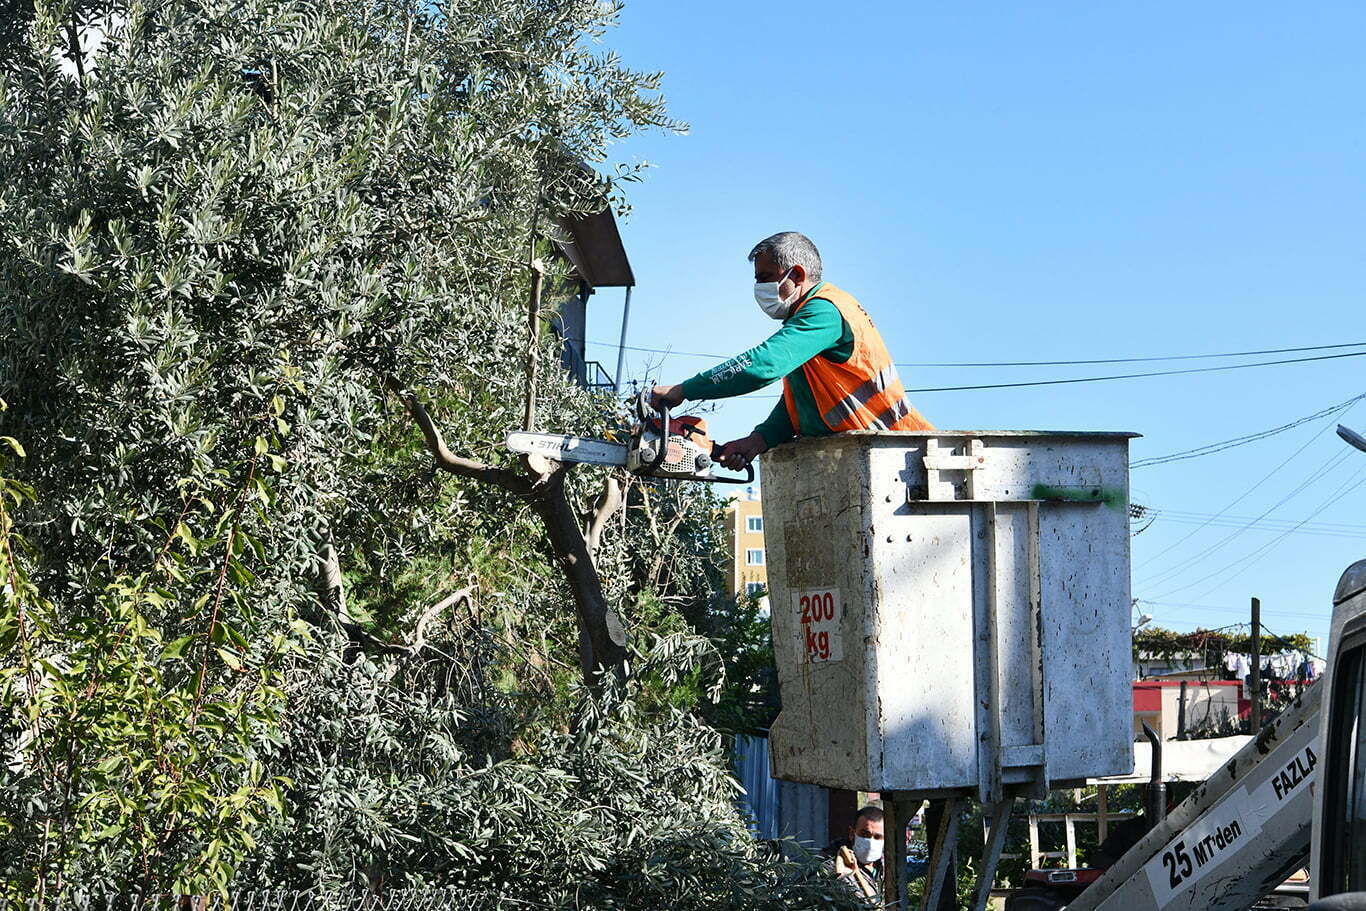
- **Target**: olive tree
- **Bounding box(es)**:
[0,0,841,901]
[0,0,675,672]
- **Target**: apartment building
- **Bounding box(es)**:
[725,487,767,598]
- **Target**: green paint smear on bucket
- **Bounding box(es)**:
[1030,484,1126,510]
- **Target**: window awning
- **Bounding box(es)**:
[557,208,634,289]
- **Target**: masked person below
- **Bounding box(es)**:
[650,231,933,471]
[823,804,887,902]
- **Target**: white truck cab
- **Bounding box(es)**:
[1308,557,1366,908]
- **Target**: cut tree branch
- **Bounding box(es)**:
[385,378,627,678]
[385,376,534,495]
[584,476,623,565]
[646,513,686,592]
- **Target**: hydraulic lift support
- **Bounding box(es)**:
[1067,682,1320,911]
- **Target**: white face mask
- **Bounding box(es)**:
[853,835,884,865]
[754,268,797,319]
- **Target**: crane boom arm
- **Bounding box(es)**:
[1068,683,1321,911]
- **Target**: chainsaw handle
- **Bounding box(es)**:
[708,443,757,485]
[637,390,754,483]
[638,390,668,474]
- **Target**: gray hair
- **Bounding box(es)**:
[748,231,822,283]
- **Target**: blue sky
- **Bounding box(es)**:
[585,1,1366,652]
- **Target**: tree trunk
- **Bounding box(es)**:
[529,469,627,676]
[386,378,627,681]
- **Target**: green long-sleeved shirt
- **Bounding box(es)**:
[679,283,855,448]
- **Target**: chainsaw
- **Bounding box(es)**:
[505,391,755,484]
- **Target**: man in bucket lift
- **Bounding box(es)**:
[651,231,933,470]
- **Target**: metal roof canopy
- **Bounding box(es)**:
[1090,736,1255,785]
[556,207,635,289]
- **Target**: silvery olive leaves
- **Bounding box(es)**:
[0,1,863,906]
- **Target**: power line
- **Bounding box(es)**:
[608,342,1366,398]
[1133,611,1326,661]
[1136,507,1366,539]
[728,350,1366,400]
[903,341,1366,368]
[1137,599,1328,624]
[580,337,1366,369]
[1150,460,1366,601]
[1260,622,1324,660]
[1133,399,1362,572]
[1153,510,1366,532]
[1145,519,1366,541]
[1140,448,1354,588]
[902,350,1366,394]
[1138,445,1355,588]
[1180,466,1366,603]
[1131,392,1366,468]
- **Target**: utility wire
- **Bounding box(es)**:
[1138,446,1355,588]
[1134,398,1362,572]
[1140,447,1354,587]
[901,341,1366,368]
[1151,510,1366,532]
[1261,622,1323,660]
[1131,392,1366,468]
[1132,611,1324,663]
[1135,507,1366,539]
[611,345,1366,398]
[1176,465,1366,603]
[577,337,1366,369]
[1138,599,1330,624]
[730,349,1366,400]
[1151,460,1366,601]
[902,350,1366,393]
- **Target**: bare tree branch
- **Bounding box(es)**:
[385,376,627,678]
[646,512,686,592]
[410,585,475,654]
[584,476,623,565]
[385,377,534,495]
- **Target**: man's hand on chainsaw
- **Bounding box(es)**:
[650,384,685,411]
[718,431,768,470]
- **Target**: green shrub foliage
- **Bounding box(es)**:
[0,0,827,903]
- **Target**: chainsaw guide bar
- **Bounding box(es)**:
[504,391,755,485]
[504,432,628,468]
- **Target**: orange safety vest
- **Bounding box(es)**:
[782,283,934,435]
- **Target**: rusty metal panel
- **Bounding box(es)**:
[763,430,1136,796]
